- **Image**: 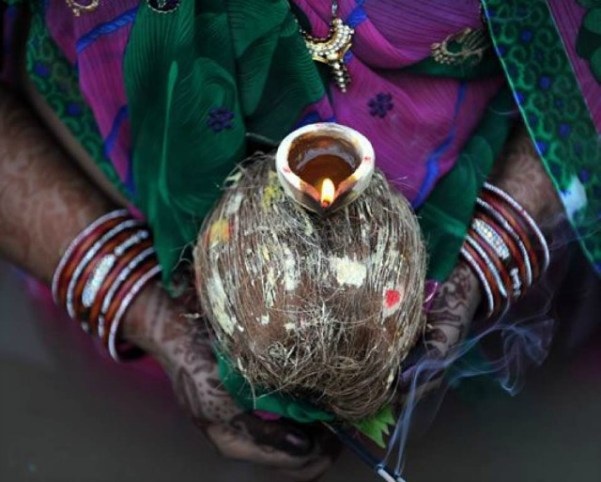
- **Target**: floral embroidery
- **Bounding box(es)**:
[368,93,393,118]
[207,107,234,132]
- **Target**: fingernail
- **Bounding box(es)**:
[280,428,313,455]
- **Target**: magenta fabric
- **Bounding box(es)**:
[547,0,601,132]
[44,0,138,186]
[293,0,504,204]
[40,0,504,206]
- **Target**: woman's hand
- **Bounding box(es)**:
[399,121,564,401]
[123,284,339,481]
[398,263,481,399]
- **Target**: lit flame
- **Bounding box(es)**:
[320,178,335,208]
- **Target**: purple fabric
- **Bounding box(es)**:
[41,0,504,205]
[293,0,504,204]
[547,0,601,132]
[45,0,138,186]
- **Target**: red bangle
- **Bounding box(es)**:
[54,214,128,307]
[89,237,154,336]
[481,192,540,280]
[51,209,161,361]
[462,240,505,316]
[71,228,140,333]
[468,226,514,301]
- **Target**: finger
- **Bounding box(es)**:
[425,322,463,358]
[277,454,335,482]
[206,423,324,470]
[232,414,315,457]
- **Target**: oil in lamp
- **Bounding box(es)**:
[275,123,375,214]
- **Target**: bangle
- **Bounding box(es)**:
[482,192,541,280]
[476,198,533,287]
[52,210,130,306]
[108,264,162,361]
[470,215,526,300]
[467,228,513,301]
[73,228,137,332]
[483,182,550,271]
[97,245,156,338]
[463,182,550,319]
[51,209,161,360]
[460,246,495,317]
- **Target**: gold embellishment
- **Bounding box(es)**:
[431,27,490,66]
[302,17,355,93]
[65,0,100,16]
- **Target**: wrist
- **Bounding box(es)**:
[120,282,168,355]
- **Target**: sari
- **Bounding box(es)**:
[2,0,510,285]
[1,1,599,284]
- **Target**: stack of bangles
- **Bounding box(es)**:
[51,209,162,361]
[460,182,550,318]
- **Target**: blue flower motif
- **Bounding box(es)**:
[538,75,552,90]
[579,168,591,183]
[520,30,533,43]
[33,62,50,78]
[535,139,548,155]
[559,123,572,138]
[207,107,234,133]
[66,103,82,117]
[368,93,393,118]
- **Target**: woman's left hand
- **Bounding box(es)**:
[398,262,481,400]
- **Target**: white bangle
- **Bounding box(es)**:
[460,246,495,318]
[465,234,508,300]
[483,182,550,271]
[108,264,162,362]
[80,229,150,312]
[97,246,156,338]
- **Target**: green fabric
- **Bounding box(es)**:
[24,2,127,198]
[419,86,515,280]
[483,0,601,274]
[217,350,335,424]
[218,350,394,446]
[123,1,513,285]
[124,0,325,284]
[576,0,601,83]
[14,0,514,286]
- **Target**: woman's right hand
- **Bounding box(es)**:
[123,284,340,481]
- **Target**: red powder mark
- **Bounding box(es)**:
[385,289,401,308]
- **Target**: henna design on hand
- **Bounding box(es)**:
[123,286,338,474]
[425,263,480,358]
